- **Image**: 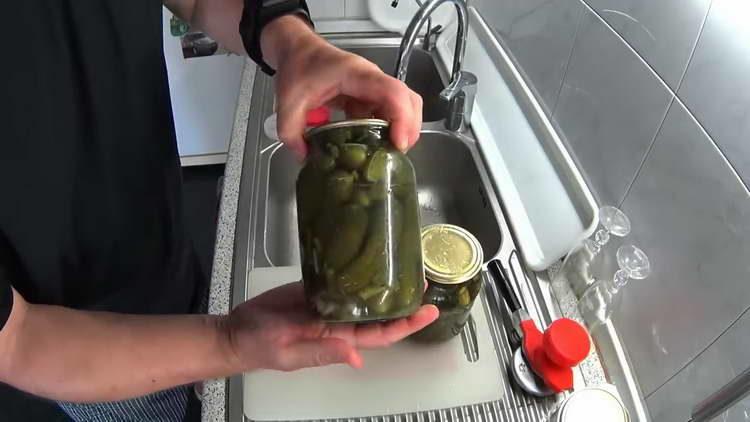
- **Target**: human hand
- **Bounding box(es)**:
[260,16,423,159]
[220,282,438,372]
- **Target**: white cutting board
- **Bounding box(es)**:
[243,267,504,421]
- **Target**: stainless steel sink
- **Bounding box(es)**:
[264,146,299,267]
[230,36,560,422]
[347,46,448,122]
[409,131,502,259]
[263,131,503,267]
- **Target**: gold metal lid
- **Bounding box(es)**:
[421,224,483,284]
[304,118,389,139]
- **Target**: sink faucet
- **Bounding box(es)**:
[394,0,477,132]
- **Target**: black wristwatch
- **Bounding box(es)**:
[239,0,313,76]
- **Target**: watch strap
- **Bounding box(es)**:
[239,0,313,76]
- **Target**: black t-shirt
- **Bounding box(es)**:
[0,1,200,330]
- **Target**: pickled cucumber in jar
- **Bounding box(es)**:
[296,119,424,323]
[411,224,485,342]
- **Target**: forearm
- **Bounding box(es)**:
[0,290,242,403]
[260,14,320,71]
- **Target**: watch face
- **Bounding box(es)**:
[181,33,222,58]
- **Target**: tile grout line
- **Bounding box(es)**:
[566,0,750,400]
[675,0,714,93]
[616,1,713,208]
[597,0,750,400]
[624,24,748,196]
[578,0,675,95]
[551,2,586,116]
[575,0,680,209]
[645,304,750,401]
[577,0,750,203]
[616,96,674,208]
[668,0,750,197]
[672,95,750,197]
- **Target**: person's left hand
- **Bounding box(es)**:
[261,15,423,159]
[221,282,439,372]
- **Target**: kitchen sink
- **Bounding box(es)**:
[263,131,502,267]
[231,37,561,422]
[264,146,299,267]
[347,47,448,122]
[409,131,502,259]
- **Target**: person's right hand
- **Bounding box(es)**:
[260,15,423,159]
[220,282,438,371]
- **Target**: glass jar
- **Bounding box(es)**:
[411,224,484,342]
[297,119,424,323]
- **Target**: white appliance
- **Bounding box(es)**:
[161,8,245,166]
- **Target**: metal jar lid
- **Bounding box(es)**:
[304,118,389,139]
[554,387,629,422]
[421,224,483,285]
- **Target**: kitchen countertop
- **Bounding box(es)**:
[200,58,619,422]
[201,58,256,422]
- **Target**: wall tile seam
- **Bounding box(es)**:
[645,305,750,402]
[578,0,703,94]
[674,0,714,92]
[616,96,675,208]
[576,0,673,94]
[677,93,750,194]
[617,0,714,207]
[622,93,750,212]
[569,0,750,198]
[550,2,587,116]
[623,91,750,402]
[554,0,675,207]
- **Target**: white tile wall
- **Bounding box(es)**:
[616,99,750,397]
[473,0,583,114]
[553,8,673,206]
[586,0,711,89]
[679,0,750,190]
[309,0,346,20]
[345,0,370,18]
[309,0,370,20]
[646,308,750,422]
[475,0,750,415]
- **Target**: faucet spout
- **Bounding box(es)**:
[394,0,468,83]
[395,0,476,132]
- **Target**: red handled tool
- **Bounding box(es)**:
[488,260,590,395]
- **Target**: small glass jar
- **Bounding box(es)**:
[296,119,425,323]
[411,224,484,342]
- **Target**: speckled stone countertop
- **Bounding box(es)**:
[545,263,607,388]
[199,59,612,421]
[201,59,256,422]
